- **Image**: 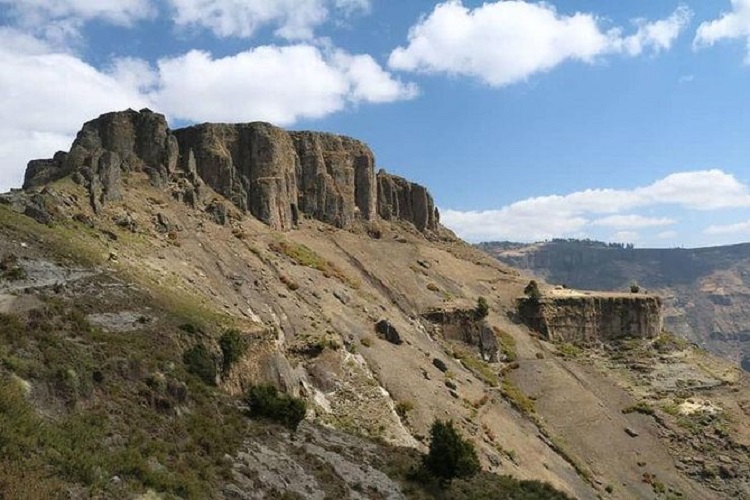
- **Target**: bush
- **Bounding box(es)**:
[219,329,247,375]
[245,384,307,431]
[182,344,216,385]
[630,282,640,294]
[524,280,541,301]
[423,420,480,482]
[475,297,489,319]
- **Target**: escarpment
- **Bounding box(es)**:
[517,291,663,343]
[23,109,439,233]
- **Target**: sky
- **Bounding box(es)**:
[1,0,750,248]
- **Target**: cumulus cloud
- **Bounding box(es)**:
[704,220,750,235]
[591,214,676,229]
[441,170,750,242]
[151,45,416,125]
[0,0,155,26]
[0,29,154,191]
[695,0,750,62]
[168,0,370,40]
[0,0,155,47]
[389,1,691,86]
[611,231,640,243]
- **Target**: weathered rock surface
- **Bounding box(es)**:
[422,304,498,361]
[377,170,439,232]
[26,109,179,213]
[23,109,439,233]
[517,292,663,343]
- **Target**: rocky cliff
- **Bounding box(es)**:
[23,109,440,233]
[482,240,750,371]
[517,291,663,343]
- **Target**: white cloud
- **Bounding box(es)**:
[611,231,640,243]
[0,0,155,26]
[592,214,676,229]
[0,0,155,47]
[695,0,750,62]
[0,29,153,192]
[441,170,750,241]
[168,0,370,40]
[151,45,416,125]
[389,1,691,86]
[704,220,750,235]
[657,230,679,239]
[618,6,693,56]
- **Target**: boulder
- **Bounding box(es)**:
[375,319,402,345]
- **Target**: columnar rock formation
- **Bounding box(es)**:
[23,109,440,233]
[517,292,663,343]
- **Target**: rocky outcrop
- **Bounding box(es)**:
[24,109,179,213]
[422,304,498,361]
[517,292,663,343]
[22,109,439,233]
[377,171,439,232]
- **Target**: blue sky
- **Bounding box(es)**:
[1,1,750,248]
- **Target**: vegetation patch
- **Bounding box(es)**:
[453,346,499,387]
[500,378,535,415]
[423,420,480,482]
[622,401,655,416]
[245,384,307,431]
[183,344,217,385]
[219,328,248,375]
[652,331,689,353]
[269,240,359,288]
[0,253,27,281]
[493,327,518,362]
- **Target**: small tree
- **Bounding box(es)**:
[475,296,489,320]
[245,384,307,431]
[219,329,247,375]
[524,280,541,301]
[183,344,216,385]
[423,419,480,482]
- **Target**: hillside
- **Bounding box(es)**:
[480,239,750,372]
[0,110,748,499]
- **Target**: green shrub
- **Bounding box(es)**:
[219,329,247,375]
[395,401,414,418]
[524,280,541,301]
[245,384,307,431]
[182,344,216,385]
[423,420,480,482]
[622,401,654,416]
[475,297,489,319]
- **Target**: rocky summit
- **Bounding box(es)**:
[23,108,439,233]
[0,110,748,499]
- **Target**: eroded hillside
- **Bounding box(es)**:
[1,110,748,499]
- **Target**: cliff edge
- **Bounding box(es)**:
[22,108,441,234]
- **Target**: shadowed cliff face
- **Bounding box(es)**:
[23,109,439,233]
[517,293,663,343]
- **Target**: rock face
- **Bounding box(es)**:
[22,109,439,233]
[24,109,179,213]
[377,170,439,232]
[422,305,498,361]
[517,293,663,343]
